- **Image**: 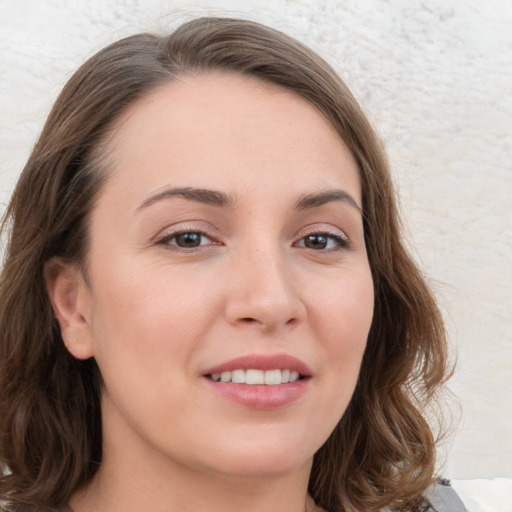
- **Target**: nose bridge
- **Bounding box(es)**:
[225,240,304,330]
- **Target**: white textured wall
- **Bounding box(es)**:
[1,0,511,482]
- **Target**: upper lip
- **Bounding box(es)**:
[204,353,312,377]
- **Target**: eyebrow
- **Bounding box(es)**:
[137,187,235,210]
[294,189,362,214]
[137,186,362,215]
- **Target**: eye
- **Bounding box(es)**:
[158,230,214,249]
[295,232,349,251]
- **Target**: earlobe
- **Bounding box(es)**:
[44,257,95,360]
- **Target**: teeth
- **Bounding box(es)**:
[245,369,264,385]
[231,369,245,383]
[264,369,281,385]
[209,369,302,385]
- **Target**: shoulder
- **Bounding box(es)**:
[422,479,468,512]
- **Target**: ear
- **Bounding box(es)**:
[44,257,95,360]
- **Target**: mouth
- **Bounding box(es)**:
[203,371,310,409]
[202,353,312,401]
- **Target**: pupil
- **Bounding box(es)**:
[305,235,327,249]
[177,233,201,247]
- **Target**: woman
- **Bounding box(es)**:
[0,17,465,512]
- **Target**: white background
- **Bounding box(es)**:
[0,0,511,494]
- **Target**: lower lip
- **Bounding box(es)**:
[203,377,310,409]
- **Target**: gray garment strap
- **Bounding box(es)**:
[424,481,468,512]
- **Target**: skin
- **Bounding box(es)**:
[46,72,374,512]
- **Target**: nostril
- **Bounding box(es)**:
[238,316,298,327]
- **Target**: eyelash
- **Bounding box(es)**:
[155,228,350,253]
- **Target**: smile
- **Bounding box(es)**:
[203,354,312,408]
[209,369,301,385]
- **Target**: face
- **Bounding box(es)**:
[56,73,374,480]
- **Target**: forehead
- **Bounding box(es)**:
[101,71,361,203]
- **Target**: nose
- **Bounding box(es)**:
[224,248,306,332]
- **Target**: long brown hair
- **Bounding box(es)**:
[0,17,450,512]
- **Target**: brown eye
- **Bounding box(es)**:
[296,232,349,251]
[304,234,328,250]
[174,232,203,248]
[158,231,214,250]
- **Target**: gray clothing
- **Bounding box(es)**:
[424,480,468,511]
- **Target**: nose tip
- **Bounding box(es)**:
[224,258,305,331]
[236,307,301,329]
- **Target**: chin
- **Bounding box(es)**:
[200,434,317,479]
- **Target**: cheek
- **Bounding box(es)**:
[86,262,221,376]
[321,267,374,332]
[312,268,374,375]
[85,266,224,430]
[299,268,373,449]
